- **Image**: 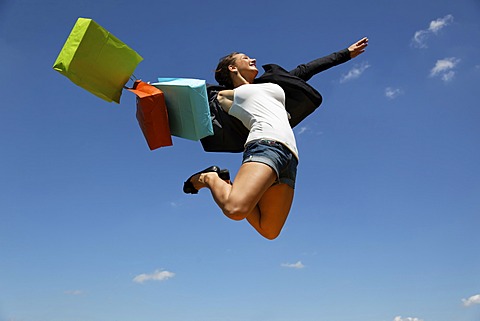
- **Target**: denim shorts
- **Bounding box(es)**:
[242,139,299,189]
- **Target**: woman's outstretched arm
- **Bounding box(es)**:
[290,37,369,81]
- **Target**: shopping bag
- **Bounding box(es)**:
[53,17,143,103]
[127,80,173,150]
[152,78,213,141]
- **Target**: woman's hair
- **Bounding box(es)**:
[215,52,240,88]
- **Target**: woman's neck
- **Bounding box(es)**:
[232,73,255,88]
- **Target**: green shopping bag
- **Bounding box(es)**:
[53,18,143,103]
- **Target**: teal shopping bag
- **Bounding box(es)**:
[152,78,213,141]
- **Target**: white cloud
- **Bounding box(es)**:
[296,126,309,135]
[430,57,460,82]
[412,14,454,48]
[462,294,480,307]
[385,87,403,100]
[412,30,429,49]
[441,70,455,82]
[340,61,370,83]
[429,14,454,33]
[394,316,423,321]
[281,261,305,269]
[430,57,460,75]
[64,290,83,295]
[133,269,175,284]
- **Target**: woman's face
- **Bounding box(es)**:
[231,53,258,80]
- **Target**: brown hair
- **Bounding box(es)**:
[214,52,240,88]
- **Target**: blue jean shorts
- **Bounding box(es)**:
[242,139,299,189]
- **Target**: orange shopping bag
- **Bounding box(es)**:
[127,80,173,150]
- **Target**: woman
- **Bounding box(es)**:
[183,38,368,240]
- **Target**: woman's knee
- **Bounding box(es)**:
[222,202,252,221]
[261,228,281,240]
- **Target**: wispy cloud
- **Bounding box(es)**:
[133,269,175,284]
[430,57,461,82]
[462,294,480,307]
[281,261,305,269]
[385,87,404,100]
[340,61,370,83]
[429,14,454,33]
[394,316,423,321]
[296,126,309,135]
[64,290,84,296]
[412,14,454,48]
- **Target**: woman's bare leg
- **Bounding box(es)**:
[191,162,294,239]
[245,183,294,239]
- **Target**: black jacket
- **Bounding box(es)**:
[200,49,351,153]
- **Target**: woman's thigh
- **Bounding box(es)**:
[245,179,295,239]
[226,161,294,219]
[257,183,294,231]
[226,162,277,214]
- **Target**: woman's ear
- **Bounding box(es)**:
[228,64,238,73]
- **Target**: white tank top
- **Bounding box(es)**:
[228,83,298,159]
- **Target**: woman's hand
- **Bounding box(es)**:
[348,37,369,58]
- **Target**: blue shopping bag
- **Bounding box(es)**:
[152,78,213,141]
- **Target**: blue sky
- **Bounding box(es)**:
[1,0,479,321]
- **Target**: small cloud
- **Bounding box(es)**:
[412,14,454,48]
[430,57,460,75]
[133,269,175,284]
[385,87,404,100]
[64,290,83,296]
[441,70,455,82]
[340,61,370,83]
[412,30,429,49]
[430,57,460,82]
[429,14,454,33]
[281,261,305,269]
[296,126,309,135]
[168,200,184,208]
[462,294,480,307]
[394,316,423,321]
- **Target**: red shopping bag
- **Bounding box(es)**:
[127,80,173,150]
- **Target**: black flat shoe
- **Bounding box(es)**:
[183,166,230,194]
